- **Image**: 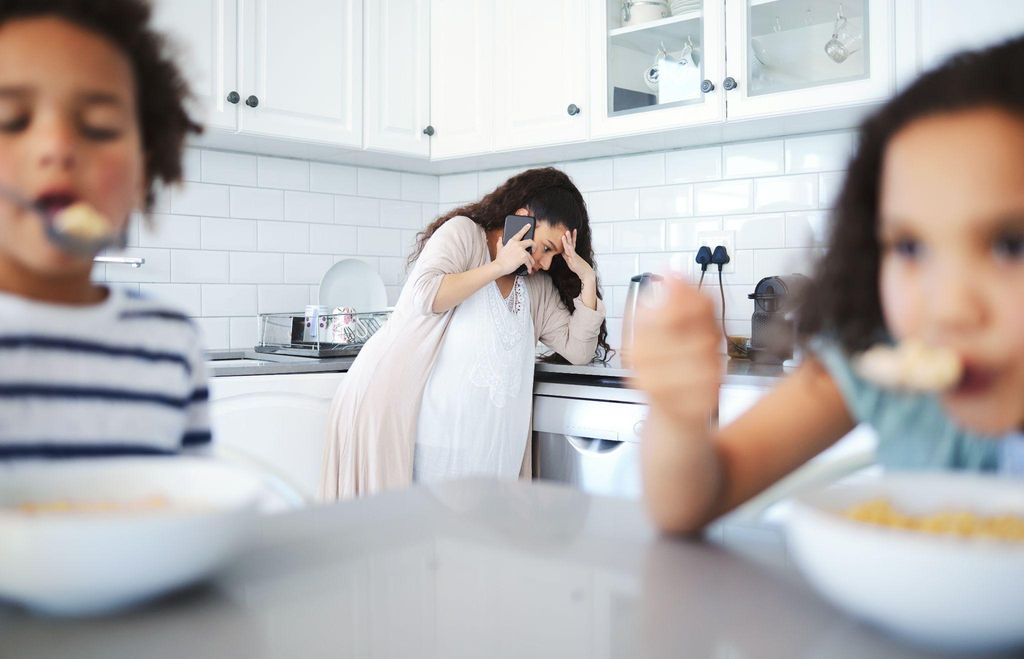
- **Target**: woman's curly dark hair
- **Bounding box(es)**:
[798,35,1024,354]
[0,0,202,210]
[410,167,613,363]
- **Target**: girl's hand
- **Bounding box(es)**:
[561,229,594,282]
[494,223,537,276]
[631,276,721,428]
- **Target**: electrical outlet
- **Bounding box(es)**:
[696,230,735,274]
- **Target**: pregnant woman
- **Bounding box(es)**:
[321,168,611,499]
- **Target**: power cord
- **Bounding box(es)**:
[695,246,711,290]
[710,245,750,358]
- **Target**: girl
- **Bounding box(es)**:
[0,0,206,456]
[634,37,1024,533]
[321,168,610,499]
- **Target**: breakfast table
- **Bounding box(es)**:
[0,479,1013,659]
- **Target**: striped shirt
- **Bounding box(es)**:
[0,287,211,458]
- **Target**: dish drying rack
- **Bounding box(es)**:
[254,310,391,358]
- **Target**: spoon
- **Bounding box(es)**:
[854,340,963,393]
[0,184,126,257]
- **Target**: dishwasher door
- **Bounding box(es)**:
[532,395,646,499]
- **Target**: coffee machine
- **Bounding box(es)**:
[748,274,809,364]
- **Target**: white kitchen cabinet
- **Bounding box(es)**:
[209,372,344,502]
[429,0,494,158]
[916,0,1024,73]
[589,0,726,139]
[364,0,432,157]
[492,0,590,150]
[152,0,361,147]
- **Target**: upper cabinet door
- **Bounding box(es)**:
[492,0,589,151]
[430,0,494,159]
[239,0,362,146]
[917,0,1024,73]
[364,0,431,157]
[723,0,893,120]
[151,0,239,131]
[589,0,727,139]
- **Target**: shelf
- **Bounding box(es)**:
[608,11,702,52]
[609,11,701,38]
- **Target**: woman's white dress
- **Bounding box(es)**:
[413,275,535,482]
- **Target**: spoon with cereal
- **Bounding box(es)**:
[0,185,126,257]
[855,339,963,393]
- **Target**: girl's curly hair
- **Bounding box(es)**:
[411,167,613,362]
[798,35,1024,353]
[0,0,202,210]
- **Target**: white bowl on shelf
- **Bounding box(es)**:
[0,457,262,616]
[787,472,1024,652]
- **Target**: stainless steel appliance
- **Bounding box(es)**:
[748,274,809,364]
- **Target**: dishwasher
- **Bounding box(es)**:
[532,384,647,500]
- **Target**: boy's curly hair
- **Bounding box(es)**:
[0,0,202,210]
[798,36,1024,353]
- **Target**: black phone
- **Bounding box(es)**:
[502,214,535,277]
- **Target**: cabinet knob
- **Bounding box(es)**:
[700,79,715,94]
[422,125,435,136]
[226,91,241,104]
[567,103,581,116]
[723,77,738,91]
[245,95,260,108]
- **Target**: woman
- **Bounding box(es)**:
[321,168,611,500]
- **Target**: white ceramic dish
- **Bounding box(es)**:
[787,472,1024,652]
[318,258,388,312]
[0,457,262,616]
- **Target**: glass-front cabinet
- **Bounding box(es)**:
[590,0,726,138]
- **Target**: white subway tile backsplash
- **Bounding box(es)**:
[284,191,334,223]
[104,248,170,283]
[818,171,845,209]
[401,173,439,203]
[666,217,722,251]
[258,156,309,190]
[612,220,665,253]
[230,187,284,220]
[139,214,201,249]
[723,140,784,179]
[196,318,229,350]
[753,248,818,281]
[151,184,172,213]
[477,168,523,196]
[637,252,690,276]
[559,159,614,192]
[229,317,258,350]
[639,184,693,219]
[421,203,440,225]
[283,254,334,284]
[258,221,308,253]
[380,200,424,229]
[230,253,283,284]
[723,213,786,249]
[694,180,753,216]
[201,284,257,317]
[358,168,402,199]
[258,285,310,314]
[666,146,722,183]
[785,211,830,247]
[182,148,202,182]
[310,163,358,194]
[595,254,639,287]
[785,132,855,173]
[386,286,402,306]
[171,250,229,283]
[170,182,229,217]
[720,249,754,286]
[310,225,358,255]
[588,189,639,222]
[378,257,408,286]
[358,227,402,256]
[590,224,613,253]
[400,231,420,257]
[201,217,257,252]
[139,284,202,317]
[201,151,257,186]
[613,153,665,189]
[335,195,381,226]
[438,173,478,202]
[753,175,818,212]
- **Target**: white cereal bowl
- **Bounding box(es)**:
[787,472,1024,653]
[0,457,262,616]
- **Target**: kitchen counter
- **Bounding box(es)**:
[535,355,788,389]
[206,350,355,377]
[0,479,989,659]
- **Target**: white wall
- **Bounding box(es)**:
[99,130,853,353]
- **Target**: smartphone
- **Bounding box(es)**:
[502,214,535,277]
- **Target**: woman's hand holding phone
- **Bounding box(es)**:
[493,224,536,276]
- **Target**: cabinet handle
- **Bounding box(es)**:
[700,79,715,94]
[226,91,240,104]
[567,103,581,116]
[422,125,435,136]
[723,77,738,91]
[245,95,260,108]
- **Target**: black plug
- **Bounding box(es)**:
[711,245,730,270]
[695,246,712,271]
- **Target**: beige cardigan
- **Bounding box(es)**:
[320,216,606,500]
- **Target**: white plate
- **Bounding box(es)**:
[0,457,262,616]
[318,258,388,312]
[787,473,1024,652]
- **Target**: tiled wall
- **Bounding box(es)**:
[98,130,853,352]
